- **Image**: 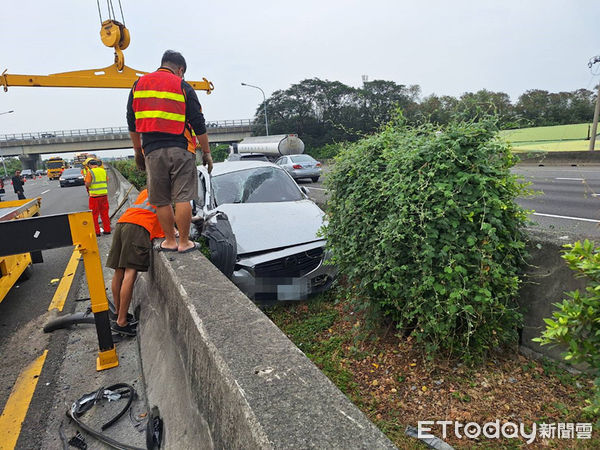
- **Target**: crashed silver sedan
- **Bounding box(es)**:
[191,161,336,302]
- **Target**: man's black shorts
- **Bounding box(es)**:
[106,222,151,272]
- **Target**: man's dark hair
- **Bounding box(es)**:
[161,50,187,73]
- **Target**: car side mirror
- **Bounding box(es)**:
[300,186,310,196]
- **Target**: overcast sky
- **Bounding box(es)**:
[1,0,599,158]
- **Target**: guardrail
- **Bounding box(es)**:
[0,119,254,142]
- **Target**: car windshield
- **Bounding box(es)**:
[21,170,32,174]
[212,167,303,205]
[290,155,315,163]
[63,169,81,176]
[47,161,64,169]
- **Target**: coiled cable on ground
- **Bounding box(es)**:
[67,383,146,450]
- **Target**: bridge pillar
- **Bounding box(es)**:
[19,154,42,171]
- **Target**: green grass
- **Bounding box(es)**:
[264,296,358,395]
[500,123,595,152]
[501,123,592,143]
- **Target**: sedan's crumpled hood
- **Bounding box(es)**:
[215,200,326,255]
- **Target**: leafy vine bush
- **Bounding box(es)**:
[306,142,344,161]
[323,117,529,363]
[534,239,600,415]
[112,159,146,190]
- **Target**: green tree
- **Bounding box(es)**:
[417,94,459,125]
[252,78,420,148]
[1,157,22,177]
[516,89,551,126]
[455,90,516,127]
[211,144,230,162]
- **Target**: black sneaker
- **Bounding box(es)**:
[109,311,137,325]
[111,321,137,336]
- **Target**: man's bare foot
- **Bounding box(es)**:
[178,241,200,254]
[154,240,178,252]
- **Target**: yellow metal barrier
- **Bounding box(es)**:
[0,209,118,371]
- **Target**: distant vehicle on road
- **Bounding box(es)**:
[59,168,85,188]
[47,157,67,180]
[275,154,322,182]
[40,133,56,138]
[20,169,34,179]
[191,161,336,302]
[229,134,305,161]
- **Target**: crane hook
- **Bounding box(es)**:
[100,20,130,71]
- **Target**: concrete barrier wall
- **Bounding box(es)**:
[516,150,600,165]
[518,229,593,361]
[134,239,396,449]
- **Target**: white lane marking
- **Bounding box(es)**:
[555,177,584,181]
[308,187,327,191]
[40,189,50,194]
[533,212,600,223]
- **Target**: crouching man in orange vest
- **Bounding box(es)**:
[106,189,165,336]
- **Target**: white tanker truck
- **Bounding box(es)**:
[229,134,305,161]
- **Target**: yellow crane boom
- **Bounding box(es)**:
[1,20,214,93]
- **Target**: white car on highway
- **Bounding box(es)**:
[191,161,336,302]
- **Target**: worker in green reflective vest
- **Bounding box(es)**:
[84,159,111,237]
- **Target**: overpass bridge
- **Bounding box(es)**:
[0,120,254,169]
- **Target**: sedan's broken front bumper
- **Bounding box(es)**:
[232,241,336,302]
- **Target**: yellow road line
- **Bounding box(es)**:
[0,350,48,449]
[48,248,80,312]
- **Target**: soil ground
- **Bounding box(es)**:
[264,291,599,449]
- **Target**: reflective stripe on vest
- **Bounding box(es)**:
[132,70,186,134]
[131,197,157,213]
[89,167,108,196]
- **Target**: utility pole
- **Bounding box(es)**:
[588,56,600,151]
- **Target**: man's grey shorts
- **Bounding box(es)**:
[145,146,198,206]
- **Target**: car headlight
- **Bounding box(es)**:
[78,176,84,179]
[59,177,65,181]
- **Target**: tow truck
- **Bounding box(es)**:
[0,198,42,303]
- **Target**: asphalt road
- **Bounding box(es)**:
[0,176,89,449]
[514,165,600,237]
[305,164,600,238]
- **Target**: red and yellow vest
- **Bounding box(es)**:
[118,189,165,240]
[132,69,186,135]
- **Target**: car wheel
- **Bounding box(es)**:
[311,177,319,182]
